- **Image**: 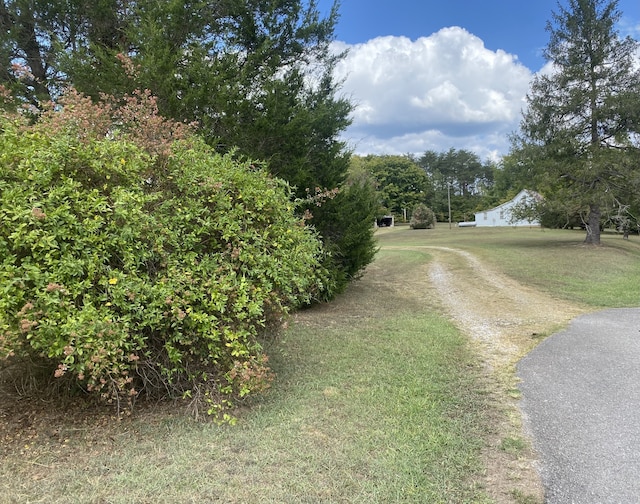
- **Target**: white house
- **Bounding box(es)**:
[474,189,541,227]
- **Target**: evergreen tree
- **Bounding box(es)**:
[515,0,640,244]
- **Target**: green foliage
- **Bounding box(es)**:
[0,91,325,416]
[353,148,495,225]
[307,171,379,298]
[355,154,431,218]
[418,148,493,223]
[516,0,640,244]
[410,204,436,229]
[536,200,585,230]
[0,1,375,300]
[484,152,540,208]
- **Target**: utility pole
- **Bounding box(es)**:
[447,183,452,229]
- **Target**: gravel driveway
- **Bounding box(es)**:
[518,308,640,503]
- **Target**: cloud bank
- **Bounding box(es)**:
[332,27,534,161]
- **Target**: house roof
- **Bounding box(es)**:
[477,189,542,214]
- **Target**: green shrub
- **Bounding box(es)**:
[305,174,379,299]
[0,92,325,417]
[410,204,436,229]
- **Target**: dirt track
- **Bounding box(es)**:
[387,245,587,503]
[426,246,585,371]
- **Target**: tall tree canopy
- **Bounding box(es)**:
[418,148,493,223]
[515,0,640,244]
[0,0,375,296]
[354,155,432,221]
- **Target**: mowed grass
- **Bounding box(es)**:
[2,225,639,503]
[380,224,640,307]
[1,247,492,503]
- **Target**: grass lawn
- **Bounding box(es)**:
[1,225,639,503]
[388,225,640,307]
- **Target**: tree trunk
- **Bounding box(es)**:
[584,204,601,245]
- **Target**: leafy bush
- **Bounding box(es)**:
[410,204,436,229]
[0,90,325,418]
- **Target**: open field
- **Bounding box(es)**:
[1,225,639,503]
[381,225,640,308]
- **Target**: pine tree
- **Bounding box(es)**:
[516,0,640,244]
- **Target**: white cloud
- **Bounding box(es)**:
[332,28,533,160]
[619,17,640,40]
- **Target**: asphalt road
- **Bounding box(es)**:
[517,308,640,503]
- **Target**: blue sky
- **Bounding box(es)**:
[316,0,640,160]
